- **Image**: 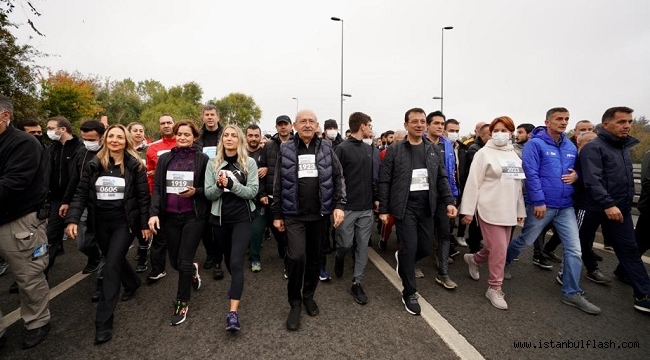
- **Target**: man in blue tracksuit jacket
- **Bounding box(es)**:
[505,107,601,315]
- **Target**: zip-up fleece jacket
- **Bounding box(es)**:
[65,154,151,233]
[522,126,577,209]
[575,129,639,213]
[272,136,346,218]
[150,146,211,219]
[378,139,455,219]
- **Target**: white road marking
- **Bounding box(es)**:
[368,248,485,360]
[4,272,89,327]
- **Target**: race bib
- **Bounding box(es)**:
[166,171,194,194]
[95,176,125,200]
[157,149,171,158]
[500,159,525,179]
[410,168,429,191]
[202,146,217,159]
[298,154,317,178]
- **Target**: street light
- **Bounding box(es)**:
[331,16,344,131]
[292,97,299,113]
[440,26,453,112]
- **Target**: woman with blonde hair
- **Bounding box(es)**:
[65,124,151,344]
[205,124,259,332]
[460,116,526,310]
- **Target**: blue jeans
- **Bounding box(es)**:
[506,205,583,296]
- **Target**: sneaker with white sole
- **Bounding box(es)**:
[192,263,201,290]
[464,254,480,280]
[402,293,421,315]
[394,251,400,277]
[170,301,188,325]
[435,274,458,290]
[561,293,601,315]
[485,287,508,310]
[251,261,261,273]
[414,267,424,278]
[226,311,241,332]
[634,296,650,313]
[456,236,468,247]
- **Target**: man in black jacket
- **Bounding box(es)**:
[578,106,650,313]
[0,95,51,349]
[258,115,292,262]
[45,115,83,276]
[272,109,346,331]
[333,112,379,305]
[378,108,457,315]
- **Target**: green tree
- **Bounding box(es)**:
[96,78,143,124]
[631,116,650,163]
[39,70,103,127]
[209,92,262,129]
[138,81,203,136]
[0,8,42,119]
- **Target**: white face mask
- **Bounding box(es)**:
[447,132,459,142]
[84,140,101,151]
[325,129,338,140]
[362,138,373,145]
[47,130,61,141]
[491,132,511,146]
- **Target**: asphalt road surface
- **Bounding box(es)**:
[0,224,648,360]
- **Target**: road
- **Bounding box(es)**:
[0,225,648,360]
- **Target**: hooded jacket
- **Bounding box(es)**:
[575,129,639,213]
[427,135,459,198]
[522,126,577,209]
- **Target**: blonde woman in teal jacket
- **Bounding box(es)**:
[205,124,258,332]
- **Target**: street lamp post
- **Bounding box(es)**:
[331,16,344,131]
[292,97,299,113]
[440,26,453,112]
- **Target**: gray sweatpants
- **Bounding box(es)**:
[335,209,373,284]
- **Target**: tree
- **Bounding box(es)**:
[0,6,42,119]
[138,81,203,136]
[96,78,143,124]
[1,0,43,36]
[631,116,650,163]
[39,70,103,127]
[209,92,262,129]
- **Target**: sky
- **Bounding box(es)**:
[9,0,650,137]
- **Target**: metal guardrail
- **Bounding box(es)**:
[633,163,641,215]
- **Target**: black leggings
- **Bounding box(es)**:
[214,221,252,300]
[163,212,204,302]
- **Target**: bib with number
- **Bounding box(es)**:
[500,159,525,179]
[166,171,194,194]
[410,168,429,191]
[95,176,126,200]
[298,154,317,178]
[202,146,217,159]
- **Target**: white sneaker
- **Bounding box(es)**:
[464,254,480,280]
[485,287,508,310]
[456,236,468,247]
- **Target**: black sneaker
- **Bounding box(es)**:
[135,263,148,273]
[203,255,215,270]
[82,261,100,274]
[213,264,224,280]
[146,271,167,285]
[402,294,421,315]
[378,239,387,251]
[286,306,301,331]
[351,283,368,305]
[542,249,562,263]
[532,255,553,270]
[334,255,344,278]
[170,301,188,325]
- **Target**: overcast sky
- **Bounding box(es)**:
[11,0,650,137]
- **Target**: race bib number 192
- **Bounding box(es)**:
[298,154,317,178]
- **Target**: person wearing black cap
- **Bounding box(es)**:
[258,115,293,270]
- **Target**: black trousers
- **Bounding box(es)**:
[285,217,326,307]
[202,222,223,264]
[149,231,167,274]
[95,216,141,331]
[45,200,65,275]
[214,221,252,300]
[395,207,434,296]
[466,215,483,253]
[163,212,204,302]
[267,206,287,258]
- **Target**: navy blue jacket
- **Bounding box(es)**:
[576,130,639,213]
[271,136,346,218]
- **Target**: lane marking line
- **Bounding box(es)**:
[368,248,485,360]
[4,272,89,327]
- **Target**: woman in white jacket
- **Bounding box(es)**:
[459,116,525,310]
